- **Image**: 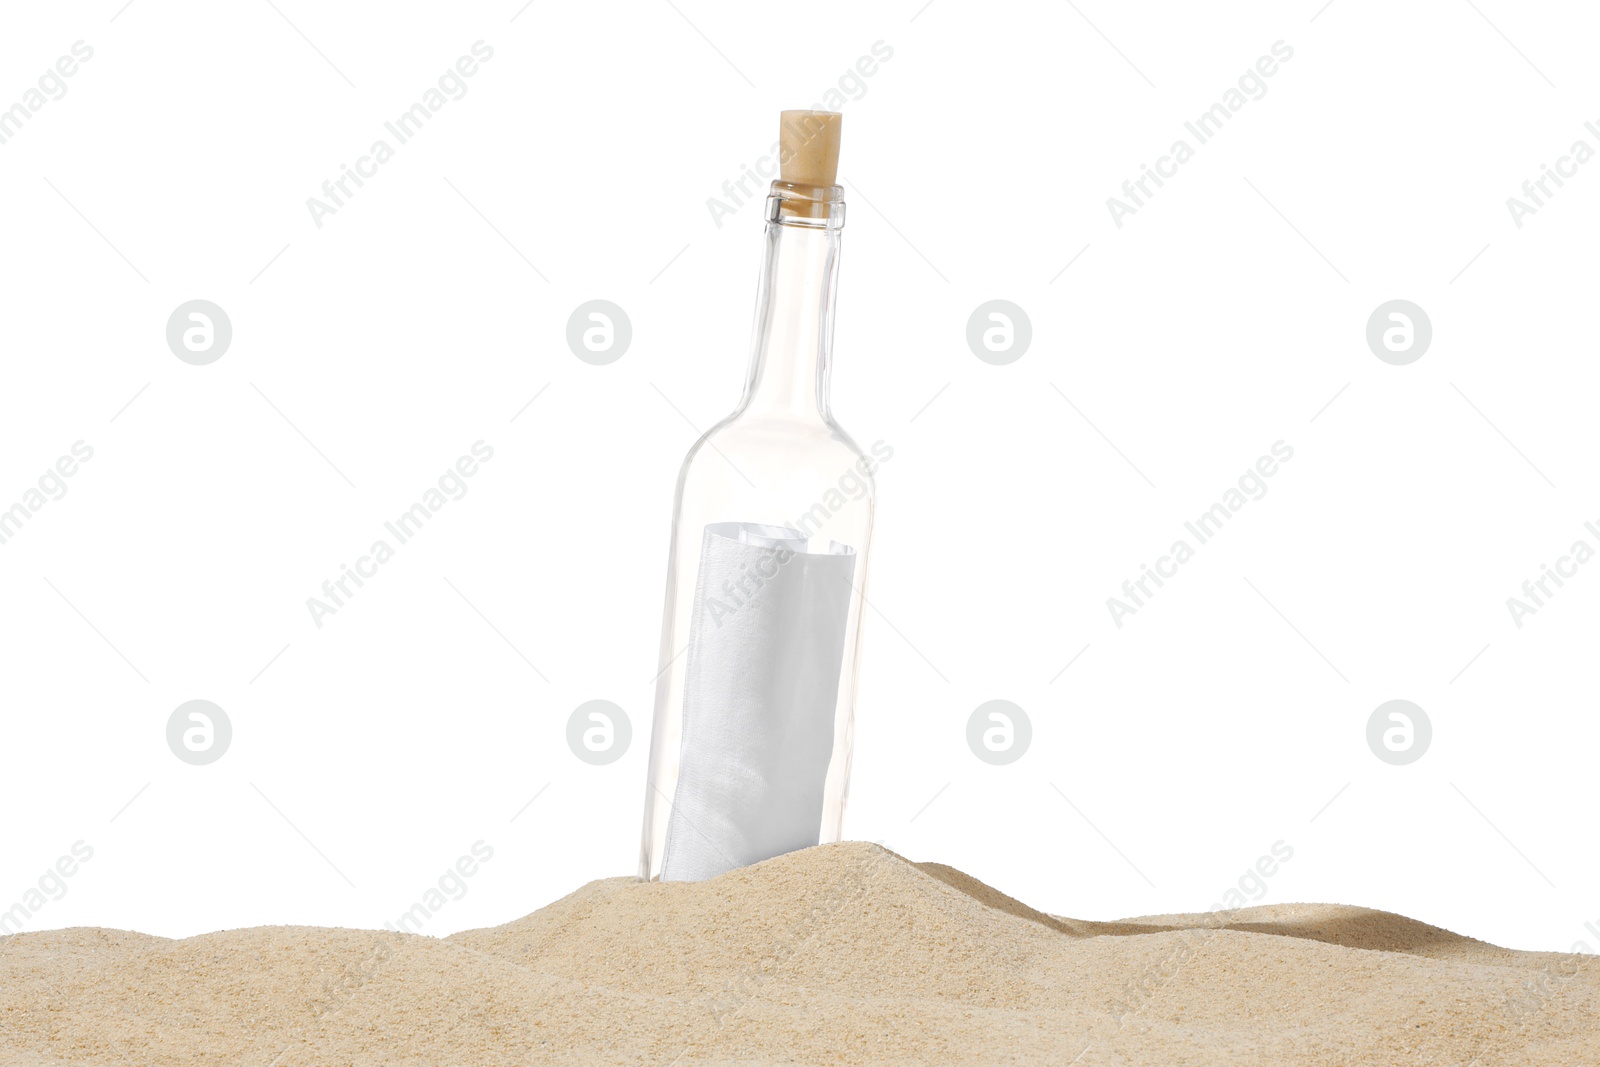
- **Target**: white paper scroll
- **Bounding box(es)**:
[661,522,856,881]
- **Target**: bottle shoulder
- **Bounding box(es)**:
[683,411,869,468]
[672,410,879,509]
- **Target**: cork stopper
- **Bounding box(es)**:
[779,111,842,187]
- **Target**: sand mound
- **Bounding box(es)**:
[2,843,1594,1064]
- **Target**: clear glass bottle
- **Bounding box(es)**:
[639,167,878,881]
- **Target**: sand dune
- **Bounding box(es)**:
[2,842,1594,1064]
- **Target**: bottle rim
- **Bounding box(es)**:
[766,181,845,230]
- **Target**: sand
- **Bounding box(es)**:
[1,843,1594,1065]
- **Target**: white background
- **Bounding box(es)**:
[1,0,1596,953]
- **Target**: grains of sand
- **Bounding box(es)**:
[2,843,1594,1064]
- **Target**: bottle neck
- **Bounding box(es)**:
[738,183,845,421]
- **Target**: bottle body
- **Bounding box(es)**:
[639,184,874,881]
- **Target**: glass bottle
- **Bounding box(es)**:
[639,114,877,881]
